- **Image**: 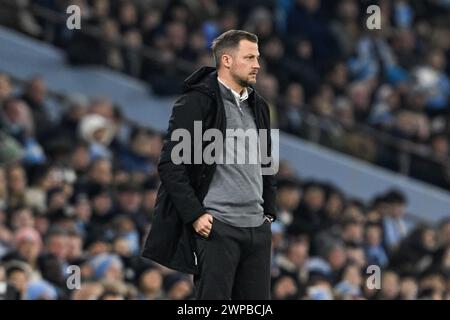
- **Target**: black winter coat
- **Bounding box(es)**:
[141,67,277,274]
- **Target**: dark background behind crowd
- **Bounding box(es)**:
[0,0,450,300]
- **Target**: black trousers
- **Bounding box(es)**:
[193,218,272,300]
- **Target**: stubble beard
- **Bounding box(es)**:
[231,71,256,88]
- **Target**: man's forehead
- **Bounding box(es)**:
[238,40,259,52]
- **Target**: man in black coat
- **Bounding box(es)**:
[142,30,277,300]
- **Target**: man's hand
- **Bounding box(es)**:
[193,213,213,238]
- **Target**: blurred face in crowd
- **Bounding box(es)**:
[389,201,405,219]
[439,222,450,246]
[400,277,418,300]
[139,269,163,295]
[71,144,91,173]
[219,40,260,90]
[346,247,367,268]
[119,2,137,26]
[141,9,161,32]
[48,190,67,212]
[189,30,206,54]
[87,240,110,256]
[166,22,188,50]
[262,38,284,61]
[327,63,348,89]
[114,170,130,186]
[257,74,279,102]
[366,210,382,224]
[421,228,437,251]
[124,29,142,48]
[296,39,312,60]
[90,98,114,120]
[287,241,309,267]
[0,265,5,281]
[304,187,325,211]
[89,159,112,185]
[7,165,27,194]
[8,269,28,294]
[74,197,91,222]
[428,49,446,71]
[301,0,321,13]
[17,237,41,262]
[220,10,239,31]
[11,208,35,230]
[91,193,112,215]
[0,73,12,101]
[102,19,120,42]
[395,111,417,137]
[26,77,47,103]
[311,93,333,117]
[277,187,301,211]
[167,279,192,300]
[104,260,123,282]
[342,222,364,244]
[34,215,49,235]
[131,130,153,157]
[381,272,400,299]
[335,99,354,128]
[431,135,449,157]
[342,264,362,287]
[349,82,370,112]
[327,246,346,271]
[273,276,298,300]
[67,234,83,261]
[3,99,24,124]
[338,0,358,20]
[116,216,135,233]
[365,225,382,246]
[324,193,344,218]
[46,234,69,260]
[118,190,142,213]
[113,237,131,257]
[148,134,163,160]
[93,0,109,18]
[286,83,304,107]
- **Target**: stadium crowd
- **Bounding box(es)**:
[3,0,447,188]
[1,73,450,300]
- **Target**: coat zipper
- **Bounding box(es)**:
[193,252,198,266]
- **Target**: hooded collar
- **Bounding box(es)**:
[183,66,255,100]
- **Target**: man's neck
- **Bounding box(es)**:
[217,72,245,95]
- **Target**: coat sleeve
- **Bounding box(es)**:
[157,92,208,225]
[261,101,278,221]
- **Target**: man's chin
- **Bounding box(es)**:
[247,77,257,85]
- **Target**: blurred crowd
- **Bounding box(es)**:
[3,0,447,188]
[1,73,450,300]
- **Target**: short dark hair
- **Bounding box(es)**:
[211,30,258,67]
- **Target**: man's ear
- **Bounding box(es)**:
[221,54,232,69]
